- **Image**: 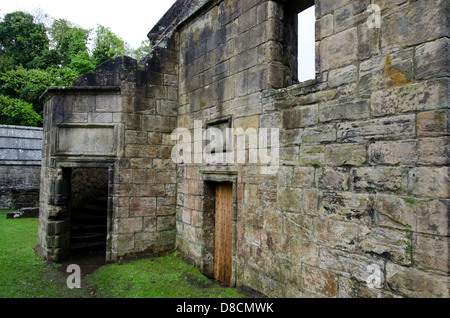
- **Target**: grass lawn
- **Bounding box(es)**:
[0,210,245,299]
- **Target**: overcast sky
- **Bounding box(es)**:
[0,0,316,81]
[0,0,177,49]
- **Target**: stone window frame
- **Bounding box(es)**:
[278,0,316,86]
[205,116,234,154]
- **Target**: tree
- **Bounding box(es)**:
[49,19,92,69]
[92,24,131,66]
[0,65,78,116]
[69,51,96,75]
[131,39,151,61]
[0,11,50,71]
[0,94,42,127]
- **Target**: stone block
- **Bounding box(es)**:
[317,167,349,191]
[280,129,303,147]
[351,167,408,193]
[360,227,412,265]
[408,167,449,199]
[112,234,134,252]
[359,50,413,93]
[320,28,358,71]
[96,95,121,113]
[417,109,448,137]
[130,197,157,217]
[300,145,326,166]
[381,0,448,51]
[374,195,416,231]
[125,145,158,158]
[277,187,303,212]
[358,24,380,60]
[328,65,357,88]
[337,115,416,142]
[317,0,353,17]
[415,37,449,80]
[136,184,166,197]
[244,184,258,206]
[283,105,319,129]
[125,130,148,145]
[158,216,176,231]
[302,124,337,144]
[369,140,417,166]
[385,262,449,298]
[320,191,372,223]
[263,209,283,232]
[325,143,367,166]
[319,99,370,123]
[292,167,316,188]
[315,218,359,252]
[283,213,315,240]
[318,247,385,286]
[414,234,449,273]
[303,189,320,216]
[302,265,339,298]
[114,218,143,234]
[289,238,319,266]
[371,80,448,117]
[417,137,449,166]
[316,14,334,40]
[134,231,159,251]
[334,1,369,33]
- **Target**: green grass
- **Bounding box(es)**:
[0,210,245,298]
[0,210,87,298]
[90,255,244,298]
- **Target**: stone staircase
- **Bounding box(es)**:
[70,196,108,253]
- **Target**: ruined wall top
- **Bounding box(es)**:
[147,0,212,48]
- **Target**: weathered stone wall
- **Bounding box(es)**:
[37,54,179,262]
[37,0,449,298]
[173,0,449,298]
[0,125,43,209]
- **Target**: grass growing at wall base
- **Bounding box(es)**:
[0,210,245,298]
[89,255,244,298]
[0,210,87,298]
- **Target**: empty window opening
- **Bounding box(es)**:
[298,5,316,82]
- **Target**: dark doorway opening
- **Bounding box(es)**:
[67,167,109,267]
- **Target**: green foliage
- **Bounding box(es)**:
[0,10,149,126]
[0,11,49,70]
[49,19,92,69]
[92,24,131,66]
[132,39,151,61]
[68,51,96,75]
[0,65,78,118]
[0,94,42,127]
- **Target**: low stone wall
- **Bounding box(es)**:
[0,125,43,210]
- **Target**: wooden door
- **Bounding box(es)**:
[214,183,233,286]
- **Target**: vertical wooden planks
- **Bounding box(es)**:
[214,183,233,286]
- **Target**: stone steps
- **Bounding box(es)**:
[70,197,107,253]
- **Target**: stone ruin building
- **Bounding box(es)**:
[35,0,449,298]
[0,125,42,210]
